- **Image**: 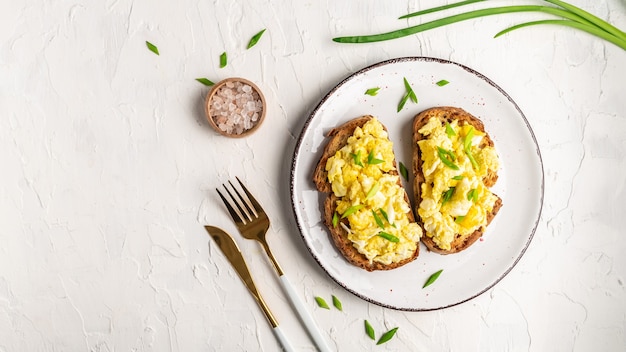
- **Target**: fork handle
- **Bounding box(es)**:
[279,275,333,352]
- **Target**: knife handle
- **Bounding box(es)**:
[279,274,333,352]
[273,326,295,352]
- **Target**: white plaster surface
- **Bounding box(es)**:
[1,0,625,351]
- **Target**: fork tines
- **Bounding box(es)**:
[216,177,260,225]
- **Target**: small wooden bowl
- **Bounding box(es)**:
[204,77,266,138]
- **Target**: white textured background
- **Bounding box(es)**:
[1,0,625,351]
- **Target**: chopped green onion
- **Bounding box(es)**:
[372,210,385,229]
[146,41,159,55]
[437,147,459,170]
[379,208,394,227]
[455,215,466,223]
[423,269,443,288]
[397,92,410,112]
[350,150,364,167]
[463,128,480,170]
[247,29,266,49]
[378,231,399,243]
[365,87,380,96]
[342,204,364,218]
[452,175,464,181]
[365,182,381,200]
[332,295,343,311]
[377,327,399,345]
[467,189,479,202]
[332,211,339,227]
[315,296,330,309]
[220,52,227,68]
[367,150,384,165]
[445,122,455,138]
[399,162,409,181]
[404,77,418,103]
[399,0,485,19]
[365,320,375,340]
[196,78,215,86]
[442,187,455,205]
[436,79,450,87]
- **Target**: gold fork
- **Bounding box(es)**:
[217,177,332,352]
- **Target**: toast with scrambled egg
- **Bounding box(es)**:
[313,116,422,271]
[412,107,502,254]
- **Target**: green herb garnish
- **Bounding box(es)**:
[365,320,375,340]
[397,77,417,112]
[379,208,395,227]
[467,188,479,202]
[146,41,159,55]
[436,79,450,87]
[442,187,455,205]
[463,127,480,170]
[437,147,459,170]
[332,211,339,227]
[452,175,464,181]
[247,29,266,49]
[423,269,443,288]
[365,182,381,200]
[315,296,330,309]
[367,150,384,165]
[378,231,399,243]
[351,150,364,167]
[332,295,343,311]
[342,204,365,218]
[220,52,227,68]
[365,87,380,96]
[332,1,626,52]
[455,215,466,223]
[196,78,215,86]
[372,210,385,229]
[377,327,399,345]
[399,162,409,180]
[445,121,455,137]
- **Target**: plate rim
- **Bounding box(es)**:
[289,56,545,311]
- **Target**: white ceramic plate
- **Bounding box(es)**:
[290,57,544,311]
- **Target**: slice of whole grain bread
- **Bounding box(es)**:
[412,107,502,254]
[313,116,419,271]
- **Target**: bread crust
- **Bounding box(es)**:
[412,107,502,254]
[313,116,419,271]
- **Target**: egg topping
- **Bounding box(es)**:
[326,118,422,265]
[417,117,500,251]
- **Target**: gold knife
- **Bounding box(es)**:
[204,226,295,352]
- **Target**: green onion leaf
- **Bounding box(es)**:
[437,147,459,170]
[445,122,455,138]
[423,269,443,288]
[378,231,399,243]
[397,92,410,112]
[399,162,409,180]
[332,211,339,227]
[436,79,450,86]
[365,87,380,96]
[315,296,330,309]
[365,182,381,200]
[364,320,375,340]
[463,127,480,170]
[452,175,464,181]
[455,215,466,223]
[332,295,343,311]
[404,77,418,103]
[146,41,159,55]
[247,29,266,49]
[399,0,485,19]
[196,78,215,86]
[377,327,399,345]
[342,204,364,218]
[351,150,364,167]
[372,210,385,229]
[220,52,227,68]
[467,189,479,203]
[367,150,384,165]
[379,208,394,227]
[442,187,455,205]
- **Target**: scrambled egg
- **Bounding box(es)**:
[417,117,499,250]
[326,118,422,265]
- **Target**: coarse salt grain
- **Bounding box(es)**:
[210,81,263,135]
